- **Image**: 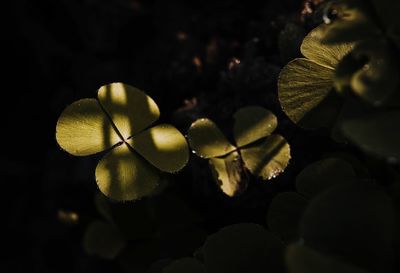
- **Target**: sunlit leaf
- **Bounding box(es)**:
[162,258,205,273]
[341,111,400,161]
[97,82,160,139]
[95,143,159,201]
[278,58,343,128]
[301,25,355,69]
[188,119,236,158]
[233,106,278,148]
[286,244,371,273]
[241,134,290,180]
[335,41,400,106]
[296,158,356,198]
[128,124,189,173]
[56,99,121,156]
[83,221,125,260]
[300,183,396,273]
[319,0,381,44]
[203,223,285,273]
[267,192,308,242]
[209,151,247,197]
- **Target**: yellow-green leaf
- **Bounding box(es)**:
[188,119,236,159]
[209,151,247,197]
[278,58,343,128]
[83,221,125,260]
[286,244,371,273]
[301,25,355,69]
[241,134,290,180]
[97,82,160,139]
[56,99,121,156]
[95,143,159,201]
[128,124,189,173]
[233,106,277,148]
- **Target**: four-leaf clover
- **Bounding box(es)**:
[188,106,290,197]
[56,82,189,201]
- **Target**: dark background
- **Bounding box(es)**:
[4,0,335,272]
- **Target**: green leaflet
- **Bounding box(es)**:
[56,98,121,156]
[278,25,354,128]
[128,124,189,173]
[240,135,290,180]
[233,106,277,147]
[188,118,236,159]
[97,82,160,138]
[56,82,189,201]
[188,107,290,197]
[209,151,246,197]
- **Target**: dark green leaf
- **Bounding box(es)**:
[300,183,396,273]
[296,158,356,198]
[286,244,371,273]
[83,221,125,260]
[267,192,308,242]
[203,223,285,273]
[341,110,400,161]
[162,258,205,273]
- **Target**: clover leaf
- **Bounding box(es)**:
[278,25,354,128]
[56,82,189,201]
[202,223,285,273]
[286,244,371,273]
[300,183,395,273]
[188,106,290,197]
[334,40,400,107]
[319,0,381,44]
[83,220,125,260]
[267,158,358,242]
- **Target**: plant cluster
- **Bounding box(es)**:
[55,1,400,272]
